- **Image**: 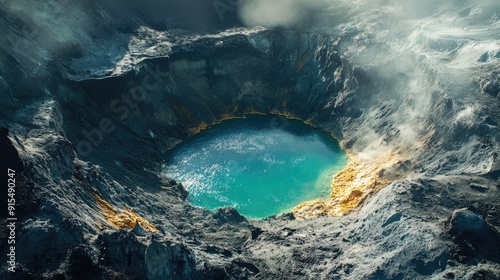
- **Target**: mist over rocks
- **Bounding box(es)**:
[1,0,500,279]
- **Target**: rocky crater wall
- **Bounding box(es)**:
[0,1,499,279]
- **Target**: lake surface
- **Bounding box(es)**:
[163,115,348,218]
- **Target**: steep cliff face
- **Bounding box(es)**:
[1,0,499,279]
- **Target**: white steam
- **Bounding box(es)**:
[240,0,499,168]
[239,0,331,27]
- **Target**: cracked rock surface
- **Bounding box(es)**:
[0,0,499,279]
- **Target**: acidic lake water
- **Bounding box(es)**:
[163,115,348,219]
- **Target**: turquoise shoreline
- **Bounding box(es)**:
[163,115,348,219]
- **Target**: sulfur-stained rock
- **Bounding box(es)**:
[1,0,500,279]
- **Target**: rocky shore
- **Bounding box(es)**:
[1,1,499,279]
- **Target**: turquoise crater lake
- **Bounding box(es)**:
[163,115,348,219]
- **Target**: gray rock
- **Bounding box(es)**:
[449,208,500,261]
[450,209,490,233]
[132,222,146,237]
[145,240,195,280]
[1,1,500,279]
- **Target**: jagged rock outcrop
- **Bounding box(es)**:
[1,0,499,279]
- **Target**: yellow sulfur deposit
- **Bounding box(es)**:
[293,151,404,219]
[176,111,408,220]
[94,194,158,232]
